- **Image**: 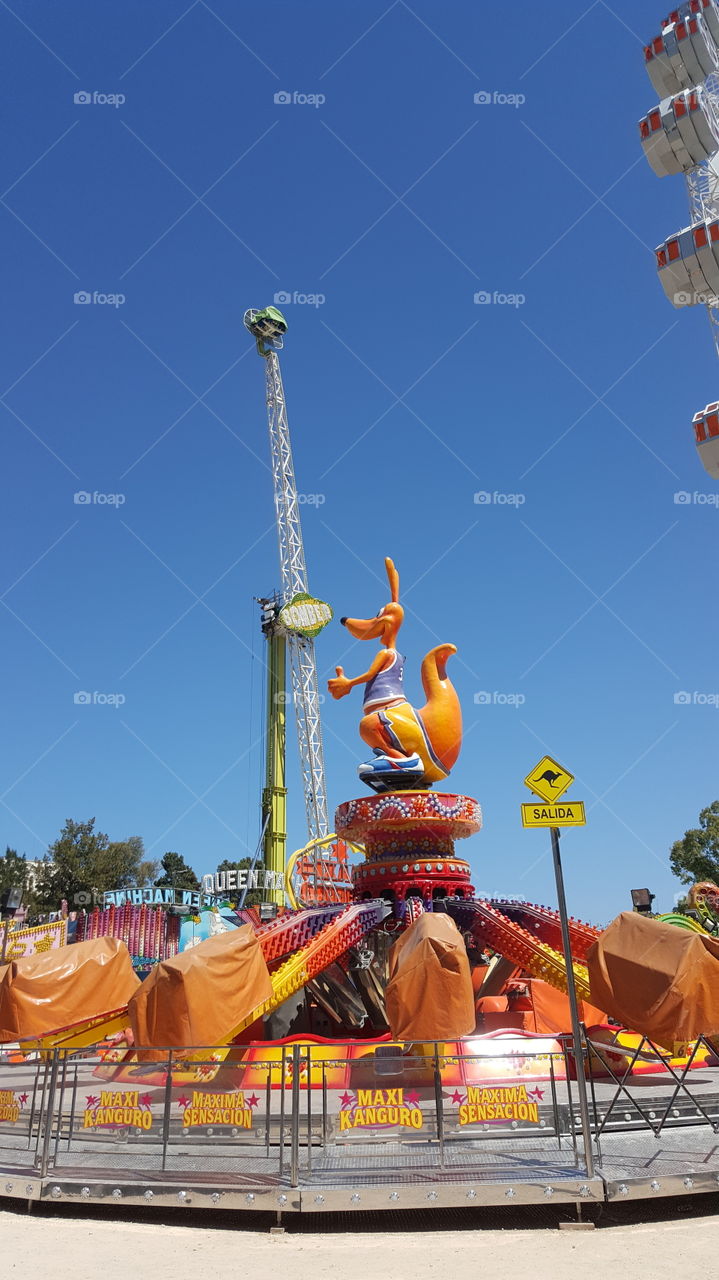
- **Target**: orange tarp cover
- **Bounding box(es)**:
[386,912,475,1041]
[129,924,272,1050]
[526,981,606,1035]
[587,911,719,1049]
[0,937,139,1042]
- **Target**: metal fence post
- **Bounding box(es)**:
[290,1044,301,1188]
[549,1055,561,1150]
[52,1051,69,1165]
[433,1043,444,1168]
[265,1066,272,1158]
[161,1050,173,1172]
[562,1038,578,1165]
[38,1051,60,1178]
[305,1047,312,1174]
[66,1059,79,1152]
[279,1046,286,1176]
[321,1062,328,1148]
[27,1057,43,1155]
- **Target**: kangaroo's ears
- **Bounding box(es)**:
[385,557,400,603]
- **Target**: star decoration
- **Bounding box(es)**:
[18,1094,28,1106]
[339,1091,354,1108]
[247,1094,259,1108]
[139,1093,153,1108]
[405,1091,421,1106]
[177,1094,189,1109]
[449,1090,464,1105]
[85,1095,99,1109]
[528,1087,545,1101]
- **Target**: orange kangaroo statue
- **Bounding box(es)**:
[328,557,462,791]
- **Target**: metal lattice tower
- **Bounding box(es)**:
[245,308,329,844]
[264,348,329,840]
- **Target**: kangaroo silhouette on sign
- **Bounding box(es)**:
[537,769,563,787]
[328,557,462,792]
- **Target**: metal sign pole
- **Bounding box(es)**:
[550,826,595,1179]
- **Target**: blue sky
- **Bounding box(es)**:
[1,0,717,924]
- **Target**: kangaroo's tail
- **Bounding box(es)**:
[417,644,462,774]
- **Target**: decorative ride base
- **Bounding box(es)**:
[334,791,481,904]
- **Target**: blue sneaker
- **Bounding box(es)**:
[358,751,423,779]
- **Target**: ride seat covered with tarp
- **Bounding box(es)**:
[386,912,475,1041]
[0,936,139,1042]
[587,911,719,1049]
[129,923,272,1053]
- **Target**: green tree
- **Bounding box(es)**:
[154,851,200,890]
[670,801,719,886]
[93,834,146,891]
[34,819,148,911]
[136,859,160,886]
[216,857,262,908]
[0,847,28,898]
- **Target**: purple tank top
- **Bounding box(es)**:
[363,650,406,711]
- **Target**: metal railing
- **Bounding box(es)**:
[0,1032,717,1196]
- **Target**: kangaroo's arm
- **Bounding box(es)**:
[328,650,392,700]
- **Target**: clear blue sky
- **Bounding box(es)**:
[1,0,717,925]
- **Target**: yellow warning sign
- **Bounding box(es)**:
[524,755,574,804]
[521,801,586,828]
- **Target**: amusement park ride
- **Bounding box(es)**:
[640,0,719,478]
[2,301,719,1066]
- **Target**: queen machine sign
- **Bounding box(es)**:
[201,868,285,896]
[103,871,286,909]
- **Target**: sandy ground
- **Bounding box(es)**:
[1,1206,717,1280]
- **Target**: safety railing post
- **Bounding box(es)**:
[66,1058,79,1152]
[161,1050,173,1172]
[265,1065,272,1158]
[53,1051,69,1165]
[433,1043,444,1168]
[549,1055,561,1150]
[321,1062,328,1148]
[39,1050,60,1178]
[32,1056,51,1169]
[28,1056,43,1154]
[305,1047,312,1175]
[562,1038,579,1165]
[584,1026,602,1162]
[279,1045,286,1176]
[290,1044,301,1188]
